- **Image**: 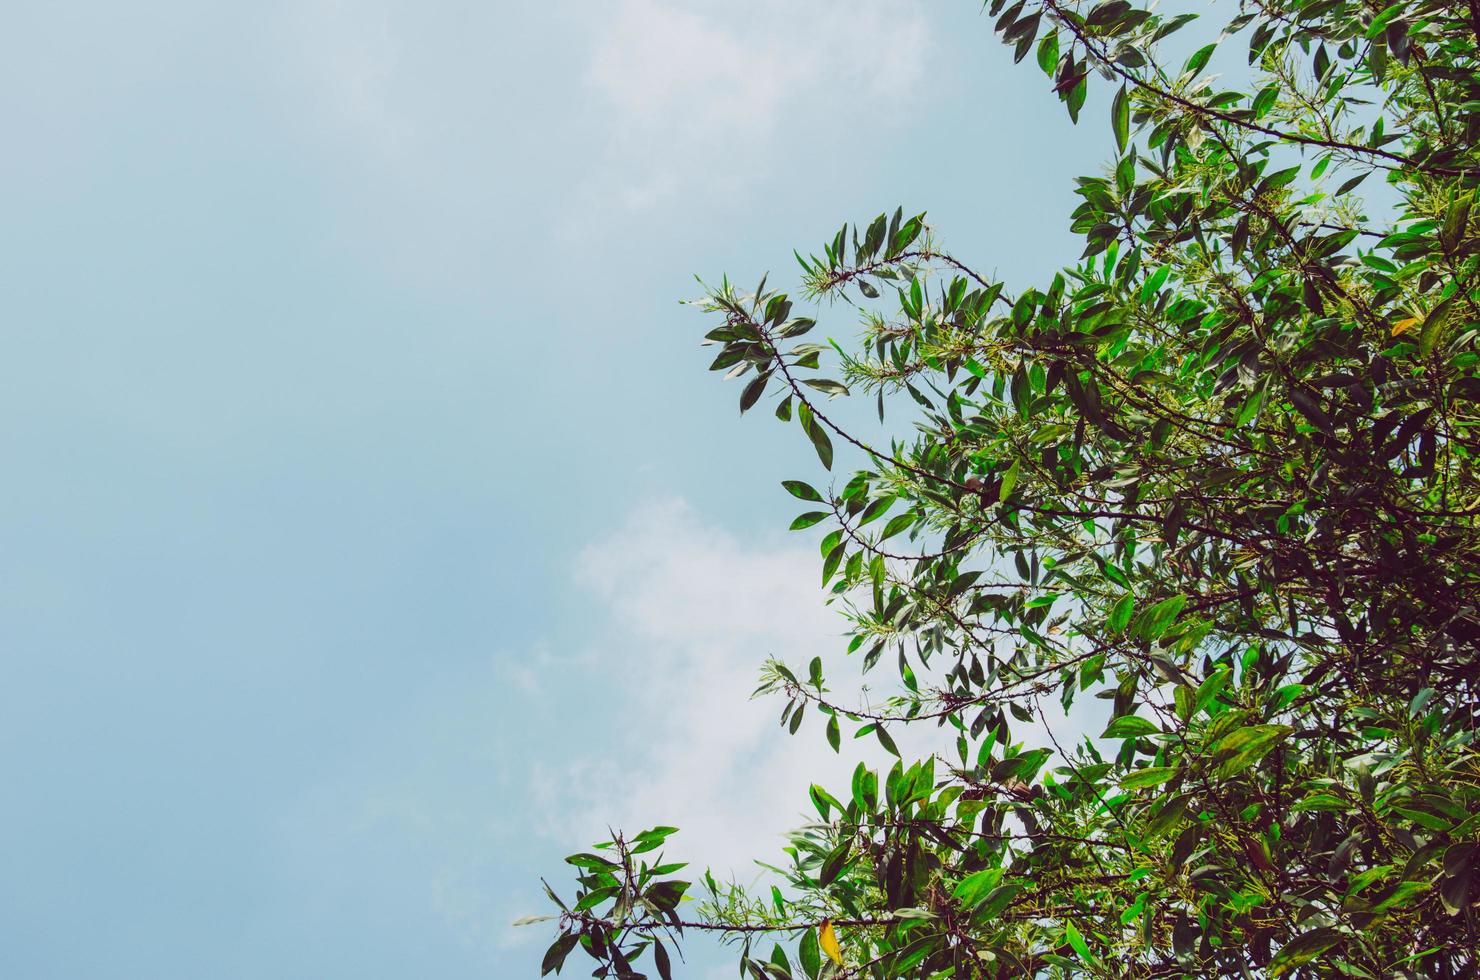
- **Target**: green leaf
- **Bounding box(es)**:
[1194,668,1232,713]
[798,404,835,470]
[997,751,1052,789]
[790,512,828,530]
[1036,31,1059,75]
[858,495,895,527]
[798,928,821,980]
[633,825,679,844]
[1409,686,1437,717]
[1235,390,1264,426]
[1132,595,1186,640]
[1373,879,1429,912]
[541,934,580,975]
[1064,921,1092,964]
[809,784,845,820]
[1066,75,1087,122]
[826,715,840,752]
[1212,724,1293,777]
[1440,873,1470,915]
[998,459,1021,502]
[887,936,936,974]
[818,839,852,886]
[1139,265,1170,303]
[1108,593,1134,634]
[1336,171,1369,196]
[1119,766,1178,790]
[802,378,849,397]
[953,868,1005,909]
[1364,2,1407,40]
[881,511,917,540]
[1444,843,1476,877]
[976,883,1023,919]
[740,373,768,413]
[890,215,925,256]
[1292,793,1351,813]
[1420,296,1457,356]
[783,480,823,501]
[1102,715,1160,739]
[1086,0,1130,30]
[1259,165,1301,193]
[1111,85,1130,152]
[821,540,845,586]
[1270,928,1341,976]
[1146,793,1191,839]
[875,725,900,757]
[653,940,674,980]
[644,879,689,911]
[1184,43,1216,76]
[764,294,791,325]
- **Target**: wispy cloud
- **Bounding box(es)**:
[528,497,942,874]
[527,497,1104,875]
[282,0,406,152]
[276,496,1101,965]
[579,0,930,213]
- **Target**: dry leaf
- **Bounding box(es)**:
[819,919,843,966]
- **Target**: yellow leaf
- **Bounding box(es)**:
[1392,316,1419,337]
[819,919,843,966]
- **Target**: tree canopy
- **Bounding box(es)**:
[535,0,1480,976]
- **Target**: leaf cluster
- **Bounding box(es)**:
[539,1,1480,976]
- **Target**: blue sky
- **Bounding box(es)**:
[0,2,1098,976]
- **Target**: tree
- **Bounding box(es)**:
[533,1,1480,976]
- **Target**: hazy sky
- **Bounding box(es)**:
[0,2,1098,976]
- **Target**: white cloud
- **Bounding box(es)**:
[273,495,1102,969]
[282,0,406,152]
[531,497,936,874]
[578,0,930,214]
[534,498,857,872]
[528,497,1107,878]
[586,0,791,131]
[267,496,894,966]
[497,641,597,698]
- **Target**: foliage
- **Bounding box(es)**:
[537,0,1480,976]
